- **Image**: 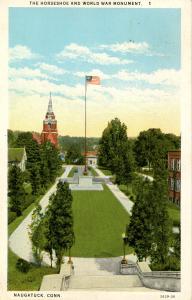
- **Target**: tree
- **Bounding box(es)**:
[8,129,17,147]
[128,160,172,266]
[127,178,154,261]
[8,165,25,216]
[98,118,135,184]
[15,132,42,194]
[29,164,41,195]
[42,201,54,267]
[116,140,135,186]
[65,143,84,164]
[134,128,180,169]
[40,141,62,184]
[48,182,75,269]
[150,160,172,266]
[28,204,45,265]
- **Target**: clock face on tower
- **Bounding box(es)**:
[41,94,58,147]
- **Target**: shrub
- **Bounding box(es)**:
[16,258,30,273]
[150,256,180,271]
[8,211,17,224]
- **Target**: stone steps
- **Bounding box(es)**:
[68,275,143,290]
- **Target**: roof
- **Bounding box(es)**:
[32,132,42,144]
[82,151,98,157]
[8,148,25,162]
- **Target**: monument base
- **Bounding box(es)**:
[69,176,103,191]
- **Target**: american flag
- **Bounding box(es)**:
[86,75,100,85]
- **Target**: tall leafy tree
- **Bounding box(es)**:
[150,160,172,266]
[98,118,135,184]
[41,141,62,183]
[134,128,180,169]
[42,199,55,267]
[128,160,172,266]
[48,182,75,269]
[15,132,42,194]
[29,164,41,195]
[8,165,25,216]
[8,129,17,147]
[127,178,154,261]
[28,204,45,265]
[65,143,84,164]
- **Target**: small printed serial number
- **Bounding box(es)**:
[160,295,175,299]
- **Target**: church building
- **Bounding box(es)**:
[41,93,58,147]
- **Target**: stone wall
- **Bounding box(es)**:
[120,261,180,292]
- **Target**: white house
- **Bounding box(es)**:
[85,151,98,167]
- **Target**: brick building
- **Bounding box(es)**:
[168,150,181,206]
[41,93,58,147]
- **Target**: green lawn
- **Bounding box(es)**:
[8,249,58,291]
[167,202,180,226]
[8,178,132,290]
[68,166,78,177]
[71,185,132,257]
[88,166,98,176]
[98,166,113,176]
[118,184,135,202]
[8,182,58,291]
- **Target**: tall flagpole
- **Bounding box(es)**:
[84,77,87,174]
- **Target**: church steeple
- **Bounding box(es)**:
[41,93,58,147]
[47,92,53,113]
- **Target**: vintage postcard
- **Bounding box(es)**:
[0,0,191,300]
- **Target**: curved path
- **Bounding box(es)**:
[9,165,73,264]
[9,165,138,271]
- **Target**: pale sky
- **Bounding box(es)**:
[9,8,180,137]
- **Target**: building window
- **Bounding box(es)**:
[171,159,175,170]
[170,178,174,191]
[176,159,181,171]
[175,179,181,192]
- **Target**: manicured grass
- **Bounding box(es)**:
[68,166,78,177]
[88,166,98,176]
[8,180,60,290]
[167,202,180,226]
[8,198,41,236]
[98,166,113,176]
[8,249,57,291]
[71,185,132,257]
[118,184,135,202]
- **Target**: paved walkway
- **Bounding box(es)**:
[9,165,73,264]
[69,255,137,276]
[137,172,154,181]
[94,167,134,215]
[9,164,137,268]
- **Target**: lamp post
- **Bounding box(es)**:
[68,248,73,265]
[121,232,128,264]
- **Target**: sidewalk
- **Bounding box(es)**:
[9,165,73,264]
